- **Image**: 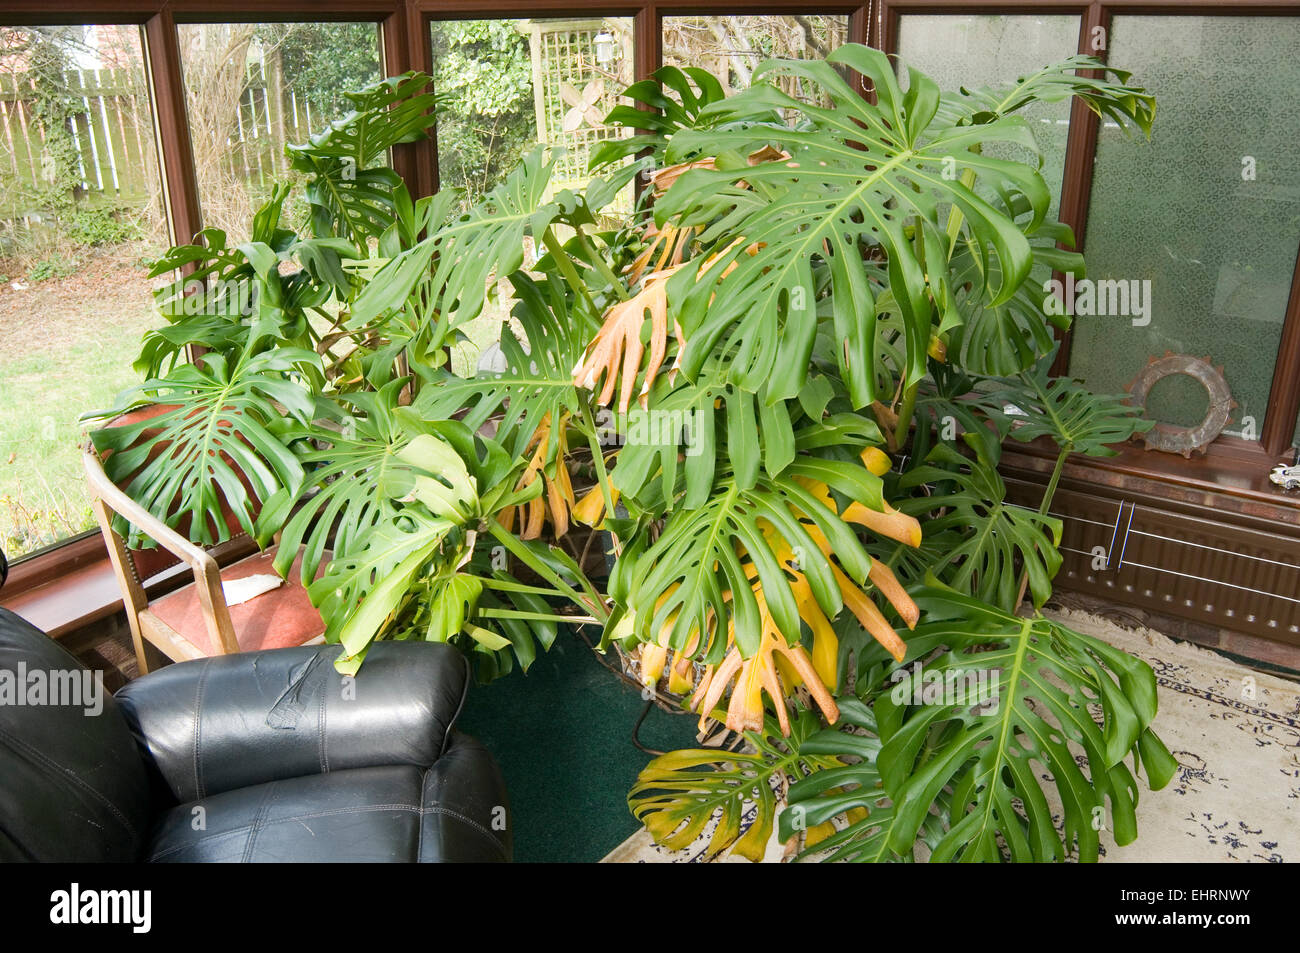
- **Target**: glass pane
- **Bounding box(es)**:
[0,25,167,558]
[177,22,382,240]
[431,18,633,211]
[430,18,634,375]
[662,14,848,97]
[896,14,1080,219]
[1069,16,1300,440]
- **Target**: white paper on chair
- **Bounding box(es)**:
[222,574,283,606]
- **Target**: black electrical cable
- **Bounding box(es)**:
[631,698,665,756]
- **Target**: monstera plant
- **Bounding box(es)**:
[89,48,1175,863]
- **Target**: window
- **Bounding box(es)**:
[0,24,167,559]
[176,22,382,241]
[896,14,1080,220]
[662,14,848,103]
[431,18,633,210]
[429,17,634,374]
[1069,15,1300,440]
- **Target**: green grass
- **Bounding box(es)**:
[0,287,157,557]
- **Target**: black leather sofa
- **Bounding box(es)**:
[0,603,510,862]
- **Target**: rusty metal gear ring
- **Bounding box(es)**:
[1127,352,1236,458]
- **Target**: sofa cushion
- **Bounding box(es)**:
[115,641,471,803]
[147,737,509,863]
[0,608,155,862]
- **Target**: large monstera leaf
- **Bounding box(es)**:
[871,585,1178,862]
[897,437,1062,611]
[286,72,438,248]
[622,456,889,662]
[88,346,319,548]
[628,709,839,861]
[658,44,1053,408]
[307,423,531,671]
[349,147,562,332]
[413,272,586,460]
[988,353,1155,456]
[265,381,449,584]
[313,496,467,675]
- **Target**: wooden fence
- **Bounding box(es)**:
[0,63,324,225]
[0,66,155,222]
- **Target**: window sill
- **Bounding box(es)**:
[1000,434,1300,527]
[0,534,257,638]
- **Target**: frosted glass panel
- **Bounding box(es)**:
[896,14,1080,218]
[1069,15,1300,438]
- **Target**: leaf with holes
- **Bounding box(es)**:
[896,437,1062,610]
[872,583,1178,862]
[87,347,319,548]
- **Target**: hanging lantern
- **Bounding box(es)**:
[594,32,617,66]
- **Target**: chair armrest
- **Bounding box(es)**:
[83,449,213,572]
[84,449,241,654]
[114,641,471,803]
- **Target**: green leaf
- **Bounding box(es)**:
[988,353,1156,456]
[660,44,1049,406]
[944,56,1155,137]
[286,72,438,247]
[412,272,585,459]
[590,65,734,172]
[349,146,561,331]
[87,346,319,548]
[311,505,463,666]
[270,382,446,583]
[897,438,1062,610]
[874,585,1172,862]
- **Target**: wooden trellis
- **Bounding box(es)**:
[520,18,633,202]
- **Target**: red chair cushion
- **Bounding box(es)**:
[149,548,326,655]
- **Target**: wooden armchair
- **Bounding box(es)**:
[83,408,326,674]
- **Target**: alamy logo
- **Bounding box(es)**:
[1043,274,1152,327]
[49,884,151,933]
[0,664,103,716]
[595,407,707,456]
[889,661,1001,714]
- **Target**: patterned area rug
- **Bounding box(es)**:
[602,608,1300,863]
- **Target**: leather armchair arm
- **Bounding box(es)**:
[115,641,471,803]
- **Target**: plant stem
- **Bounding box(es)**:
[575,225,629,301]
[542,227,600,326]
[1014,445,1069,609]
[479,576,571,599]
[583,408,617,524]
[1039,445,1069,518]
[893,381,918,454]
[487,520,608,623]
[477,607,600,625]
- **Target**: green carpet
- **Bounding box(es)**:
[456,626,701,863]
